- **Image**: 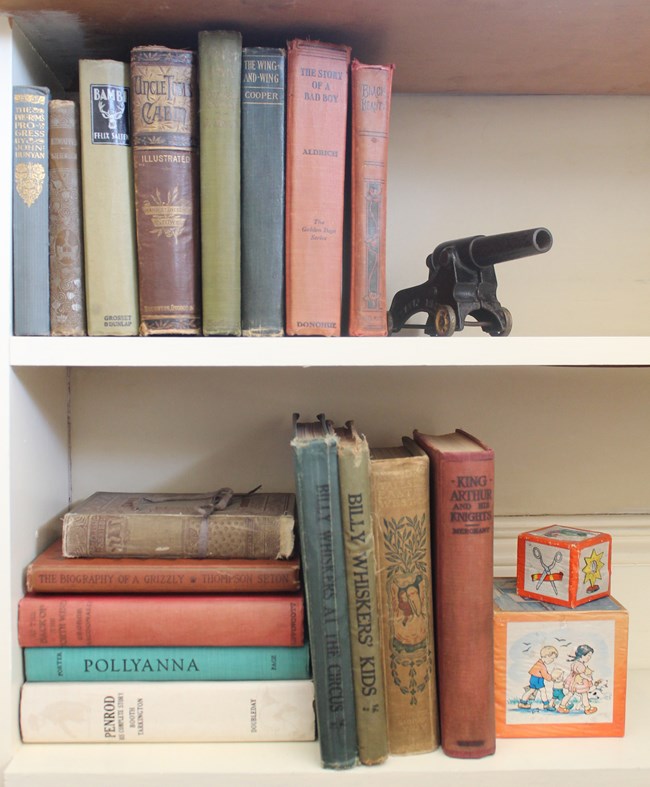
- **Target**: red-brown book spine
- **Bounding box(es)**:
[413,428,496,759]
[348,60,394,336]
[25,540,301,594]
[285,39,351,336]
[130,46,200,335]
[18,593,304,647]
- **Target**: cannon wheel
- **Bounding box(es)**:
[433,304,457,336]
[487,308,513,337]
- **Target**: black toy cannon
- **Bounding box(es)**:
[387,227,553,336]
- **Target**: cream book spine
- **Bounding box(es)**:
[20,680,316,742]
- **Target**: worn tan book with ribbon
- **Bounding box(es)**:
[61,489,296,560]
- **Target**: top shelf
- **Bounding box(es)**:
[9,336,650,368]
[4,0,650,95]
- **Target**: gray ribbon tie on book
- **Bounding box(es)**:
[142,486,260,557]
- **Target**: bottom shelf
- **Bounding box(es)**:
[4,670,650,787]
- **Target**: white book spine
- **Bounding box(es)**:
[20,680,315,743]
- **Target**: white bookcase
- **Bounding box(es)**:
[2,2,650,785]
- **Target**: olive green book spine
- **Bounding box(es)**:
[198,30,242,336]
[79,59,139,335]
[13,85,50,336]
[336,421,389,765]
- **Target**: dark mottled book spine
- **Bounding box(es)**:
[130,46,200,335]
[241,47,286,336]
[291,414,358,769]
[49,99,86,335]
[13,85,50,335]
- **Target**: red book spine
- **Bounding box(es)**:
[18,593,304,647]
[25,541,301,594]
[348,60,394,336]
[285,39,351,336]
[414,429,496,759]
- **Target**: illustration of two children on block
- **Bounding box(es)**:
[518,643,598,714]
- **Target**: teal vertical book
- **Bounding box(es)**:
[24,644,311,682]
[13,85,50,335]
[291,414,358,769]
[241,47,286,336]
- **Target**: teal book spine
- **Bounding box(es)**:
[13,85,50,335]
[291,414,358,769]
[24,644,311,682]
[241,47,285,336]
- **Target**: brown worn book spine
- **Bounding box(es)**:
[26,540,301,594]
[61,491,296,559]
[285,39,351,336]
[348,60,394,336]
[130,46,200,335]
[369,443,439,755]
[48,99,86,336]
[414,428,496,759]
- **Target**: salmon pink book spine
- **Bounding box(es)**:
[18,593,304,647]
[285,39,351,336]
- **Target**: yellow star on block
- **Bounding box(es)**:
[582,548,605,586]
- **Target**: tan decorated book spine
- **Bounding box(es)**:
[348,60,394,336]
[369,441,439,755]
[61,491,296,560]
[285,39,351,336]
[413,428,496,759]
[48,99,86,335]
[131,46,200,335]
[79,60,139,335]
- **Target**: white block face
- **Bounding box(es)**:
[522,539,571,603]
[577,541,611,602]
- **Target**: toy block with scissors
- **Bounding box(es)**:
[516,525,612,608]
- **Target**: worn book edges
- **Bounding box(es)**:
[285,40,351,336]
[199,30,242,335]
[13,85,50,336]
[335,421,389,765]
[20,680,316,742]
[18,593,305,647]
[241,47,286,336]
[26,539,301,594]
[291,414,358,769]
[131,46,201,335]
[24,643,311,682]
[369,439,439,755]
[49,99,86,335]
[79,60,139,335]
[61,490,295,559]
[413,428,496,759]
[348,60,394,336]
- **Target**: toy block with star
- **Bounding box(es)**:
[516,524,612,608]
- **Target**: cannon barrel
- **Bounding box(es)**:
[469,227,552,268]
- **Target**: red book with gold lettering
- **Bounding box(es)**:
[18,592,304,647]
[413,428,496,759]
[348,60,394,336]
[285,39,351,336]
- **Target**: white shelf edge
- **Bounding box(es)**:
[8,336,650,368]
[4,670,649,786]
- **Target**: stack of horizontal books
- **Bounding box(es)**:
[17,489,315,743]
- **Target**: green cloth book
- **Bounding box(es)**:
[13,85,50,335]
[241,47,286,336]
[291,414,358,770]
[24,644,311,682]
[198,30,242,336]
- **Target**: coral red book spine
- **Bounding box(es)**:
[285,39,351,336]
[413,428,496,759]
[25,540,301,594]
[348,60,394,336]
[18,593,304,647]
